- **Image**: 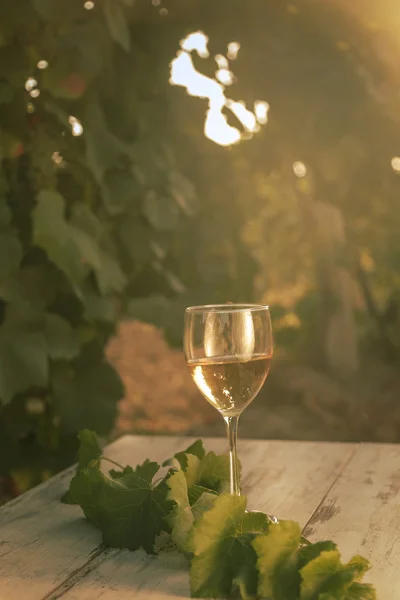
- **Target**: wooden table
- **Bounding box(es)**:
[0,436,399,599]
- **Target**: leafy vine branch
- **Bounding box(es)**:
[63,430,376,600]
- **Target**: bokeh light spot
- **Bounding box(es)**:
[293,161,307,177]
[391,157,400,172]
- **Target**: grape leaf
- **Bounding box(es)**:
[0,232,22,283]
[68,459,173,553]
[184,452,232,493]
[143,190,180,231]
[300,550,371,600]
[103,0,130,52]
[163,440,232,495]
[0,307,48,405]
[77,429,102,469]
[163,439,205,469]
[61,433,377,600]
[188,484,216,506]
[0,265,58,309]
[33,191,126,294]
[108,465,135,478]
[253,520,302,600]
[191,490,219,522]
[51,361,122,435]
[32,190,96,285]
[190,494,268,599]
[62,429,103,504]
[166,469,217,553]
[45,313,80,360]
[345,582,377,600]
[84,99,132,185]
[298,540,338,570]
[166,469,195,552]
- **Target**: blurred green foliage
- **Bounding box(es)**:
[0,0,260,492]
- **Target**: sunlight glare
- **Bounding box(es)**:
[180,31,209,58]
[293,161,307,177]
[25,77,37,92]
[170,32,268,146]
[205,104,241,146]
[254,100,269,124]
[391,156,400,172]
[216,69,234,86]
[170,51,224,101]
[52,151,63,165]
[227,100,259,133]
[69,116,83,137]
[215,54,229,69]
[227,42,241,60]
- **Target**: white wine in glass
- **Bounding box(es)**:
[184,304,273,496]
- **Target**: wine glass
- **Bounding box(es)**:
[184,304,273,497]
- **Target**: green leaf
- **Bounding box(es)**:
[51,361,123,435]
[62,429,103,504]
[71,204,103,241]
[118,218,153,271]
[232,543,259,600]
[103,0,130,52]
[253,520,302,600]
[84,99,132,185]
[190,490,218,522]
[0,81,13,104]
[169,169,198,217]
[0,307,48,405]
[166,469,195,553]
[126,295,176,329]
[77,429,102,470]
[300,551,371,600]
[0,197,11,226]
[298,541,338,570]
[142,190,180,231]
[109,465,134,479]
[45,314,80,360]
[33,0,85,21]
[163,439,205,469]
[0,266,58,310]
[190,494,265,599]
[82,290,118,323]
[102,169,139,215]
[188,484,216,506]
[0,45,30,88]
[345,582,377,600]
[33,191,126,294]
[0,232,22,283]
[179,439,206,461]
[95,251,127,295]
[42,65,88,100]
[184,451,232,494]
[69,459,173,552]
[32,190,96,285]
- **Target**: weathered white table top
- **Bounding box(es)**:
[0,435,399,599]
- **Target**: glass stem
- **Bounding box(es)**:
[224,415,240,495]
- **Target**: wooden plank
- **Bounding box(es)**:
[303,443,400,600]
[0,435,185,600]
[44,438,353,600]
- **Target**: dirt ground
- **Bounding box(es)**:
[107,321,400,444]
